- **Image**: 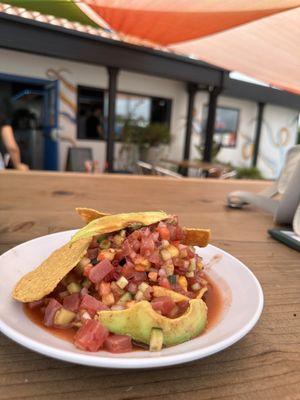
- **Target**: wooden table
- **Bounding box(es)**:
[0,171,299,400]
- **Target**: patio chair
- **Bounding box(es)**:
[153,165,183,178]
[227,145,300,224]
[136,161,154,175]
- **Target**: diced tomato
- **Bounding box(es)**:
[87,247,98,260]
[43,298,62,327]
[80,294,109,316]
[63,293,81,312]
[83,264,92,277]
[158,277,171,289]
[156,223,170,240]
[74,319,109,352]
[151,296,176,316]
[88,259,114,283]
[121,262,136,279]
[99,281,111,297]
[28,299,44,309]
[104,334,132,353]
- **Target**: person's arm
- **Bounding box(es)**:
[96,124,103,138]
[1,125,28,170]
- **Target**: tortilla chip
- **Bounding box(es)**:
[183,228,211,247]
[13,238,91,303]
[71,211,169,243]
[76,207,108,224]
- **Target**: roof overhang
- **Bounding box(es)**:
[0,13,299,110]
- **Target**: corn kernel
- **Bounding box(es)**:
[166,245,179,258]
[148,271,158,282]
[160,249,172,261]
[178,276,188,291]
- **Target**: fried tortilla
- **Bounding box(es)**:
[13,238,91,302]
[183,228,211,247]
[71,211,170,243]
[75,207,108,224]
[75,208,210,247]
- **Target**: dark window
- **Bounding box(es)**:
[77,86,172,141]
[77,86,105,140]
[202,105,239,148]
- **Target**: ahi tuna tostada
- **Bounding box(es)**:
[13,210,211,353]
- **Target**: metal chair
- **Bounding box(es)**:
[136,161,154,175]
[153,165,183,178]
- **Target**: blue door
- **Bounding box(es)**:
[43,80,59,170]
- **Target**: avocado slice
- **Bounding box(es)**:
[97,299,207,347]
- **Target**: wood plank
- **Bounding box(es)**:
[0,171,299,400]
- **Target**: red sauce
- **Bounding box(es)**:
[23,305,76,342]
[202,273,224,331]
[24,275,224,347]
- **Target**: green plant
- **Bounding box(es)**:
[194,141,222,162]
[236,166,263,180]
[122,120,171,149]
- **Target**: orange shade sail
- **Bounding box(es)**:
[77,0,300,94]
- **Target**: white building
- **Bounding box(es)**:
[0,11,299,179]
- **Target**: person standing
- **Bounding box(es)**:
[0,96,28,171]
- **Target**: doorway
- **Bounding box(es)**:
[0,73,58,170]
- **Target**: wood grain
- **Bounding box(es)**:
[0,170,299,400]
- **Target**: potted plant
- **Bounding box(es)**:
[119,117,171,165]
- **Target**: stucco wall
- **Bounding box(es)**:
[0,48,298,178]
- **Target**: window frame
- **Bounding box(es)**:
[202,104,240,148]
[77,85,173,141]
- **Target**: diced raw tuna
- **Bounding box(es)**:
[121,261,136,279]
[63,293,81,312]
[88,259,114,283]
[80,294,109,316]
[126,282,138,294]
[44,298,62,327]
[104,334,132,353]
[74,319,109,352]
[151,296,176,316]
[140,235,155,257]
[28,299,44,309]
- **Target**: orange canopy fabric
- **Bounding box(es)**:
[77,1,300,94]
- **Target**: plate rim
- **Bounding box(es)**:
[0,230,264,369]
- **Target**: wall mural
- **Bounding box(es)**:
[241,114,297,177]
[46,68,77,125]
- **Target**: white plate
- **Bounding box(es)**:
[0,230,263,369]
